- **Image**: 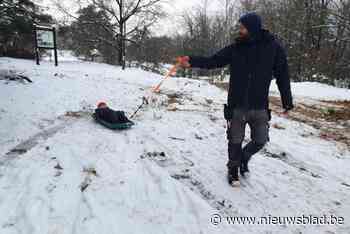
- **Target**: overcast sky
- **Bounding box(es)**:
[35,0,227,36]
[154,0,224,35]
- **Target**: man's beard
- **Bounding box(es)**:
[239,32,249,39]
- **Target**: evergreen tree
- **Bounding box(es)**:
[0,0,52,58]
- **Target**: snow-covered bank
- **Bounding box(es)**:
[1,57,349,234]
[270,80,350,101]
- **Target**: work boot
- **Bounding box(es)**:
[240,159,250,176]
[227,165,240,187]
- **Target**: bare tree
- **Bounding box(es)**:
[54,0,165,69]
[174,0,349,86]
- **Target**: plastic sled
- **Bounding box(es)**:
[92,113,135,130]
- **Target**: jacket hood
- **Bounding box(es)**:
[239,12,262,40]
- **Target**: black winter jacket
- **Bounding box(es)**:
[189,29,294,111]
[95,107,129,124]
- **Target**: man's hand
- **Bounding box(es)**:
[176,56,191,68]
[226,120,231,140]
[279,109,290,118]
[278,104,293,118]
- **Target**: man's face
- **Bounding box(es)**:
[239,23,249,39]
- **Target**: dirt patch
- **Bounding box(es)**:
[319,100,350,121]
[213,82,229,91]
[270,96,350,147]
[279,99,350,122]
[64,111,92,118]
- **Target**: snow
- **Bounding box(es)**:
[1,57,350,234]
[43,50,81,62]
[270,80,350,101]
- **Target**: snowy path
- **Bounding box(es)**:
[1,58,349,233]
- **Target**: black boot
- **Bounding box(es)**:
[227,163,240,186]
[240,141,266,176]
[227,142,242,186]
[240,159,249,176]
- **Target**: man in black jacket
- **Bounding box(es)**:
[178,12,294,186]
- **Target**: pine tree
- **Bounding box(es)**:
[0,0,52,57]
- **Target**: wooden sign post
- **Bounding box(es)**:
[34,25,58,66]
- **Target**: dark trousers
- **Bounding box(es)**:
[226,109,270,168]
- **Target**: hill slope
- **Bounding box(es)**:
[0,57,349,234]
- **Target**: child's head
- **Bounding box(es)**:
[97,102,108,108]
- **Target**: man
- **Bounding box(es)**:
[177,12,294,186]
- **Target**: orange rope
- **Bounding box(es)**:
[130,59,184,118]
[152,62,180,93]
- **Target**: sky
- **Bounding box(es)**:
[154,0,224,35]
[35,0,226,36]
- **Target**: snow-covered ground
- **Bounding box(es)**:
[0,57,349,234]
[43,50,81,62]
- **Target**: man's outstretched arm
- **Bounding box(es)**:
[273,42,294,112]
[181,44,234,70]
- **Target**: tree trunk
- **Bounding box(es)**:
[118,23,125,69]
[118,0,126,70]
